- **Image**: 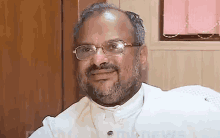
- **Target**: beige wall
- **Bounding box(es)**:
[107,0,220,92]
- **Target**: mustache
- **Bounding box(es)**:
[86,63,119,77]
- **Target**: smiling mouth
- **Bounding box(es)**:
[90,69,116,75]
[89,69,117,81]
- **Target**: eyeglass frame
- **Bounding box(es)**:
[73,40,140,60]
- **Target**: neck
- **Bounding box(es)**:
[116,81,142,106]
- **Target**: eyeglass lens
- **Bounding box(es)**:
[76,41,125,60]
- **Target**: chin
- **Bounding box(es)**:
[91,80,138,107]
[92,80,116,92]
[85,81,121,105]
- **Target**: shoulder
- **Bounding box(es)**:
[167,85,220,110]
[137,84,220,134]
[55,95,90,121]
[141,83,163,96]
[38,96,91,137]
[141,83,220,120]
[142,83,220,110]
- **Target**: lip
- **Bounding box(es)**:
[90,69,116,75]
[89,69,117,81]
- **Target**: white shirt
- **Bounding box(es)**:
[30,83,220,138]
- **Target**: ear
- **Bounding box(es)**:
[139,45,148,70]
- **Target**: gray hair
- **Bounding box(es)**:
[73,2,145,47]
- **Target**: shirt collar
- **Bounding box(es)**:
[89,84,144,123]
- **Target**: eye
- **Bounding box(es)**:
[83,47,91,52]
[80,46,94,53]
[109,43,119,49]
[109,41,124,49]
[106,42,124,53]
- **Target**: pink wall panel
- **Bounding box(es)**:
[164,0,187,34]
[164,0,219,35]
[188,0,217,34]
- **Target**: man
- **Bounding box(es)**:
[30,2,220,138]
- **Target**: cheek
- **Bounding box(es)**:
[117,54,135,80]
[77,61,89,77]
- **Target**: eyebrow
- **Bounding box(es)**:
[78,38,124,46]
[107,38,124,43]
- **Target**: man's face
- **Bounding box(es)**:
[76,10,143,106]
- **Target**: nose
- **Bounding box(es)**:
[92,47,109,66]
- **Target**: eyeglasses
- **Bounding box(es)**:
[73,40,138,60]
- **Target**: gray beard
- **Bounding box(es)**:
[77,57,141,106]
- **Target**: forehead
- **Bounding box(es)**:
[76,9,134,45]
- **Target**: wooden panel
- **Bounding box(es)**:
[163,51,202,90]
[63,0,79,110]
[202,51,220,92]
[0,0,62,137]
[148,51,202,90]
[148,51,166,88]
[141,46,149,83]
[120,0,147,14]
[119,0,150,40]
[79,0,106,14]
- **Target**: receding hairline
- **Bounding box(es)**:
[73,2,145,48]
[75,9,135,45]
